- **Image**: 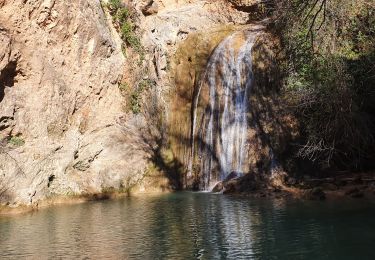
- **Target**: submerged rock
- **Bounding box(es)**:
[305,187,326,201]
[345,188,365,198]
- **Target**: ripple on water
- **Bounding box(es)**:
[1,193,375,259]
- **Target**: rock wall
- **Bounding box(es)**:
[136,0,251,85]
[0,0,153,206]
[0,0,283,206]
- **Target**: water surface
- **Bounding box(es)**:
[1,192,375,259]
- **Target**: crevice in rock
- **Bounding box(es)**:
[230,3,259,13]
[0,61,18,103]
[47,174,55,188]
[0,116,14,131]
[73,149,103,172]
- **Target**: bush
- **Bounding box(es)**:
[106,0,143,55]
[8,136,25,146]
[120,79,154,114]
[108,0,121,12]
[275,0,375,170]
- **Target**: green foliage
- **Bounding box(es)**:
[138,79,153,91]
[8,136,25,147]
[121,22,142,52]
[276,0,375,170]
[115,6,129,24]
[121,79,154,114]
[118,82,129,91]
[107,0,121,11]
[130,91,142,114]
[106,0,143,55]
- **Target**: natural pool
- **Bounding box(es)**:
[1,192,375,259]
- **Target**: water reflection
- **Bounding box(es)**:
[1,193,375,259]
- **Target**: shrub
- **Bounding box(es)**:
[118,82,129,92]
[8,136,25,146]
[108,0,121,11]
[126,79,154,114]
[275,0,375,170]
[106,0,143,55]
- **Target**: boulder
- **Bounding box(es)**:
[222,180,238,194]
[142,1,158,16]
[211,182,224,193]
[224,171,240,182]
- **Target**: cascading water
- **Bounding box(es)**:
[190,31,258,190]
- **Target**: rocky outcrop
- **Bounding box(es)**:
[0,0,153,206]
[137,0,251,85]
[142,0,159,15]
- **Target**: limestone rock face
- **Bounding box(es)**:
[137,0,251,85]
[0,0,276,206]
[0,0,150,205]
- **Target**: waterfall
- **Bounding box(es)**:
[191,31,257,190]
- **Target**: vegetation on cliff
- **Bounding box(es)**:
[106,0,143,54]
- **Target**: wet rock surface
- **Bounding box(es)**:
[212,173,260,194]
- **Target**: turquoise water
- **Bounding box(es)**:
[1,192,375,259]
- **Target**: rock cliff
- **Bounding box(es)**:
[0,0,153,206]
[0,0,278,207]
